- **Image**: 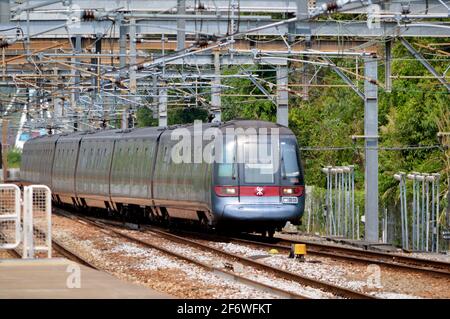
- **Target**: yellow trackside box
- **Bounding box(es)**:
[294,244,307,255]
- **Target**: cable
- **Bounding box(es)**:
[299,144,444,151]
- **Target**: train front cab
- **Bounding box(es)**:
[211,133,305,233]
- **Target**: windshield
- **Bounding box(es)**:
[281,140,301,184]
[243,141,275,184]
[215,140,237,184]
[214,135,302,186]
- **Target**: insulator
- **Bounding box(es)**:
[0,40,10,49]
[326,1,338,12]
[197,2,206,10]
[194,38,209,48]
[82,10,96,21]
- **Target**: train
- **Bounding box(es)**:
[20,120,305,236]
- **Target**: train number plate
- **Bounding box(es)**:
[282,197,298,204]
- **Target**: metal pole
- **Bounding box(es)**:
[416,174,421,250]
[329,167,333,236]
[431,177,436,252]
[325,167,330,235]
[385,39,392,93]
[307,189,311,233]
[129,18,137,102]
[177,0,186,51]
[421,176,426,250]
[334,171,338,236]
[411,175,416,250]
[356,205,360,239]
[351,165,355,239]
[435,174,440,252]
[426,176,430,251]
[397,175,405,249]
[0,0,10,23]
[345,167,350,237]
[276,65,289,127]
[211,51,222,122]
[337,170,341,236]
[403,175,409,250]
[364,56,379,242]
[159,86,168,127]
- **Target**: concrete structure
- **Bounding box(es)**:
[0,258,173,299]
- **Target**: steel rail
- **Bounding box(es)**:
[142,226,376,299]
[218,233,450,277]
[55,210,376,299]
[28,222,99,269]
[52,238,99,269]
[1,231,81,264]
[0,232,22,258]
[277,236,450,276]
[54,209,309,299]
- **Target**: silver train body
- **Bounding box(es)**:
[21,120,305,233]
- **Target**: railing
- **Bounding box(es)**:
[0,184,52,258]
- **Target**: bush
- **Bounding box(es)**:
[6,148,21,168]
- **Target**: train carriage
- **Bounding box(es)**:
[21,120,305,235]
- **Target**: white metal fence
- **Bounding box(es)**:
[0,184,21,249]
[0,184,52,258]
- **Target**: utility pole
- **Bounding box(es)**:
[438,132,450,227]
[72,35,81,131]
[159,85,168,127]
[211,51,222,122]
[276,65,289,126]
[0,0,10,23]
[385,39,392,92]
[129,18,137,129]
[177,0,186,51]
[364,56,379,242]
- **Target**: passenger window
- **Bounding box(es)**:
[164,146,171,163]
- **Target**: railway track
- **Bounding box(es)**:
[55,209,309,299]
[55,208,377,299]
[0,232,21,258]
[217,233,450,278]
[3,223,99,269]
[51,238,99,269]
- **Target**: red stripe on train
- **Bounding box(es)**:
[239,186,280,196]
[215,185,304,197]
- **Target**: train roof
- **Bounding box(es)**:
[218,120,293,134]
[24,120,294,146]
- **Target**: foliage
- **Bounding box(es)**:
[136,107,158,127]
[221,66,277,122]
[6,148,21,168]
[136,39,449,217]
[136,106,208,127]
[218,40,449,210]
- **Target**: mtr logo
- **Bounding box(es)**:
[255,187,264,196]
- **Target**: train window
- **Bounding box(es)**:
[164,146,171,162]
[218,164,233,178]
[280,140,301,180]
[215,140,238,184]
[243,142,275,184]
